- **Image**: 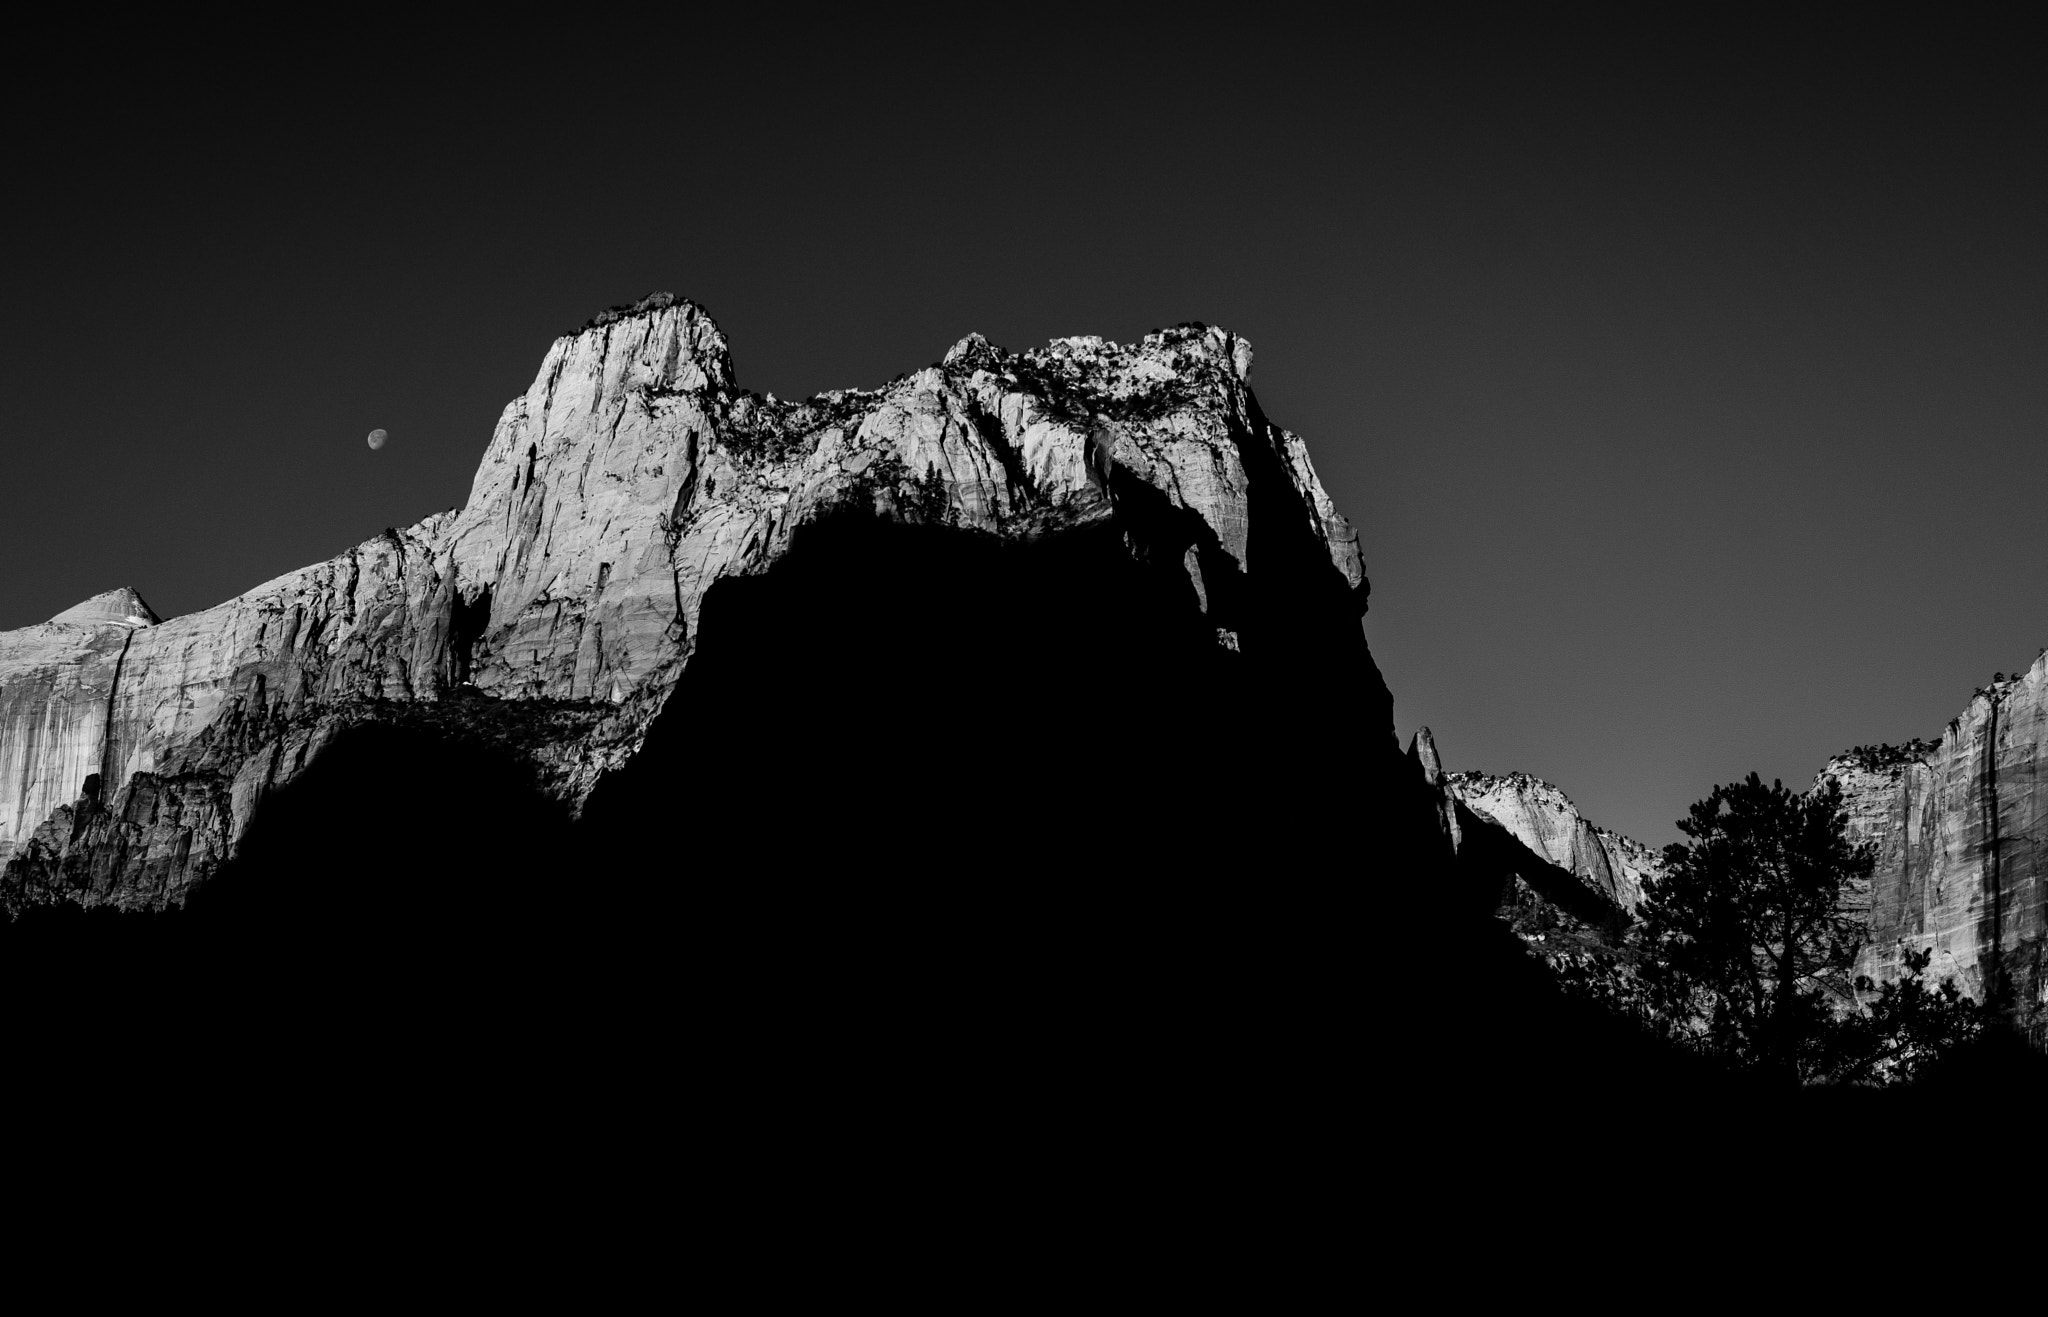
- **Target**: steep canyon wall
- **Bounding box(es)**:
[1820,651,2048,1043]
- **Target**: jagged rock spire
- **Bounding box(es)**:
[1408,726,1445,786]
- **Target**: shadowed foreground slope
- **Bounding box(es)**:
[3,513,1416,1121]
[579,512,1390,1099]
[0,516,1772,1114]
[22,512,2022,1184]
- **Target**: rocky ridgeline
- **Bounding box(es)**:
[1443,767,1661,914]
[1404,726,1653,995]
[1408,727,1654,912]
[0,294,1366,911]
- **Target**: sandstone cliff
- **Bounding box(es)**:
[1818,650,2048,1044]
[1408,726,1655,917]
[0,588,160,872]
[1,294,1369,911]
[1445,770,1659,915]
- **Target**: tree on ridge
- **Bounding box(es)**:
[1634,772,1983,1086]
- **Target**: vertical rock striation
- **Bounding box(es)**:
[1819,650,2048,1043]
[0,589,159,871]
[2,294,1374,911]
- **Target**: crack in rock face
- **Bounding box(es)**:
[1816,650,2048,1044]
[0,297,1371,912]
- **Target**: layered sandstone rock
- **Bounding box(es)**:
[1408,727,1657,915]
[1,294,1368,910]
[1445,769,1661,914]
[0,589,161,870]
[1819,650,2048,1043]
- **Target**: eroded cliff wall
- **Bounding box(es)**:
[1445,771,1659,914]
[1,294,1373,910]
[1820,650,2048,1043]
[1407,726,1655,917]
[0,588,159,870]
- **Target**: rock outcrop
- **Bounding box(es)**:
[0,588,161,872]
[1408,726,1655,917]
[1,294,1370,911]
[1818,650,2048,1044]
[1444,770,1660,914]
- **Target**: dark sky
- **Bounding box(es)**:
[6,19,2043,847]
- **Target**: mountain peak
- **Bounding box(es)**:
[3,300,1366,909]
[47,588,160,628]
[577,291,690,334]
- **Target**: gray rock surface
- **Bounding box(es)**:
[0,589,162,872]
[1818,649,2048,1043]
[1,294,1367,910]
[1445,768,1662,914]
[1410,726,1658,914]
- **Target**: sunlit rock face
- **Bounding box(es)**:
[1413,726,1659,915]
[0,590,161,871]
[1,294,1369,911]
[1818,650,2048,1044]
[46,588,161,629]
